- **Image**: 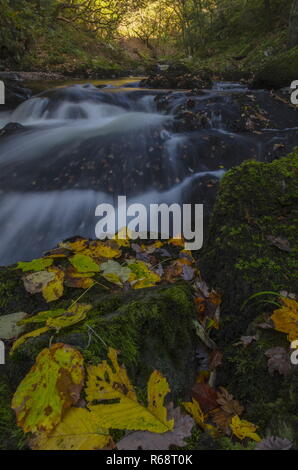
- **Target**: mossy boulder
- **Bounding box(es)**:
[201,150,298,339]
[0,278,198,449]
[252,47,298,89]
[201,149,298,445]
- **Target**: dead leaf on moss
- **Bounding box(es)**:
[22,270,55,294]
[265,347,291,376]
[117,404,194,450]
[266,235,291,252]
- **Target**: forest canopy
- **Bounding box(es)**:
[0,0,297,72]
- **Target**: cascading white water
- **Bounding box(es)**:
[2,80,263,265]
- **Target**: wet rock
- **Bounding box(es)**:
[3,80,32,108]
[252,48,298,89]
[201,150,298,337]
[1,279,199,448]
[0,122,26,137]
[140,64,212,90]
[200,149,298,446]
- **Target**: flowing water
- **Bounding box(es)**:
[0,77,297,265]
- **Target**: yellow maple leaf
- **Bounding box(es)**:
[42,266,64,302]
[30,408,111,450]
[11,343,84,434]
[86,348,174,433]
[271,297,298,342]
[230,415,261,442]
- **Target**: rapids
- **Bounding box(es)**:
[0,78,297,264]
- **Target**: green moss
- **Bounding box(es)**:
[7,282,198,400]
[201,149,298,340]
[0,374,26,450]
[252,47,298,89]
[200,149,298,445]
[0,267,47,315]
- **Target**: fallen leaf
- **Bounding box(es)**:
[265,347,291,376]
[216,387,244,417]
[255,436,292,450]
[182,398,217,436]
[209,349,223,370]
[86,348,173,432]
[267,235,291,252]
[69,254,100,273]
[0,312,27,339]
[128,260,161,289]
[11,326,50,353]
[19,309,65,324]
[117,405,194,450]
[100,260,132,286]
[11,343,84,434]
[182,265,195,281]
[230,415,261,442]
[191,383,218,413]
[42,267,65,302]
[234,335,257,347]
[211,387,244,433]
[85,240,121,259]
[64,265,95,289]
[271,297,298,342]
[22,270,55,294]
[163,261,183,282]
[30,408,111,450]
[16,258,53,272]
[59,238,89,253]
[46,303,92,330]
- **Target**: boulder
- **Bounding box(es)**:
[252,47,298,89]
[201,149,298,445]
[0,277,199,449]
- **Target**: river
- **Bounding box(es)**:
[0,77,297,265]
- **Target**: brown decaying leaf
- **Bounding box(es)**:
[209,349,223,370]
[264,347,291,376]
[211,387,244,434]
[191,383,218,413]
[266,235,291,252]
[163,260,183,283]
[117,404,194,450]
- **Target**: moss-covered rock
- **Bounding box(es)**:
[0,371,26,450]
[201,149,298,340]
[252,47,298,89]
[1,279,199,448]
[201,149,298,445]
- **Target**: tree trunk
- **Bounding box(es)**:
[289,0,298,48]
